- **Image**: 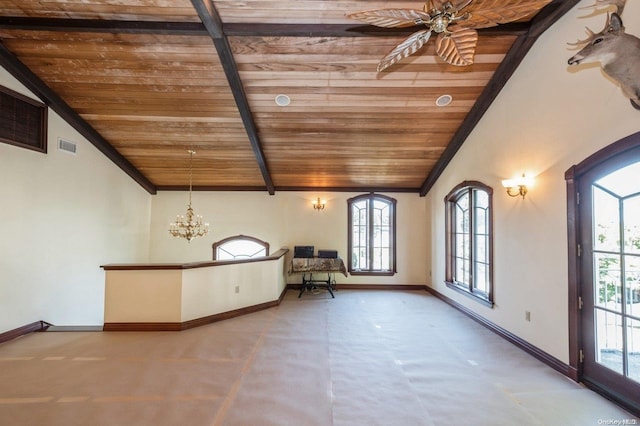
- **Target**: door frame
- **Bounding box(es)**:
[565,130,640,416]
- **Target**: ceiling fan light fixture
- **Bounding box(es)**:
[347,0,552,69]
[436,94,453,107]
[431,15,450,33]
[275,94,291,107]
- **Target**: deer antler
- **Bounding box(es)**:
[567,12,617,47]
[567,26,597,46]
[567,11,640,110]
[580,0,626,15]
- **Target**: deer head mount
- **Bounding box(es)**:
[567,1,640,110]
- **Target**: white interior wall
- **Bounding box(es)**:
[180,258,286,321]
[149,191,428,286]
[426,0,640,363]
[0,68,152,333]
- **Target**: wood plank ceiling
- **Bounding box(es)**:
[0,0,577,195]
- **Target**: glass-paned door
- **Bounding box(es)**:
[580,158,640,408]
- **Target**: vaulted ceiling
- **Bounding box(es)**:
[0,0,578,195]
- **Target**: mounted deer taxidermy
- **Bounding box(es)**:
[346,0,552,72]
[567,13,640,110]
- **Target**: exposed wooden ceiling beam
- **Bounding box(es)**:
[0,41,157,194]
[0,17,207,35]
[273,186,420,193]
[190,0,275,195]
[419,0,581,196]
[190,0,223,38]
[0,17,529,37]
[528,0,582,38]
[224,22,531,37]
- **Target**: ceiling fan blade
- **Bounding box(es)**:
[425,0,446,10]
[346,9,431,28]
[435,28,478,66]
[457,0,553,29]
[377,29,432,72]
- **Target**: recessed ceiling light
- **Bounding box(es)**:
[435,94,453,107]
[275,94,291,107]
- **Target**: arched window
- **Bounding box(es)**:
[445,181,493,306]
[347,193,396,275]
[212,235,269,261]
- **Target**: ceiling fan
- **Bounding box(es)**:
[346,0,552,71]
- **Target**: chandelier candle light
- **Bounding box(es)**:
[169,149,209,242]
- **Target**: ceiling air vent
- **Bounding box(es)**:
[58,138,77,155]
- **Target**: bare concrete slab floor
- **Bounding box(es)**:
[0,290,637,425]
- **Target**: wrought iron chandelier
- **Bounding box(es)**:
[168,149,209,242]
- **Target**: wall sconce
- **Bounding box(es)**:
[501,173,534,199]
[312,197,326,211]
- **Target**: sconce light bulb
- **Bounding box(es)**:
[521,174,535,188]
[312,197,326,210]
[501,179,515,188]
[502,173,534,199]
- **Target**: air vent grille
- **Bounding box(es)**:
[58,138,77,154]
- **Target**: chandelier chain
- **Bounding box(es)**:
[168,148,209,242]
[188,149,194,206]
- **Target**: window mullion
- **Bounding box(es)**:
[368,197,374,271]
[468,188,475,293]
[618,196,629,377]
